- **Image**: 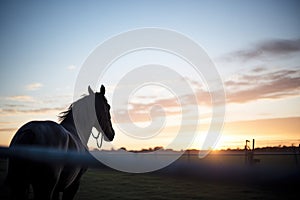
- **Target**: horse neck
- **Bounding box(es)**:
[60,109,94,146]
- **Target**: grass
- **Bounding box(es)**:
[77,168,265,200]
[0,153,299,200]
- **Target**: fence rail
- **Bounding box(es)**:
[0,146,300,185]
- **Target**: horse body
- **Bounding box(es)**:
[8,121,85,200]
[10,121,73,149]
[7,85,114,200]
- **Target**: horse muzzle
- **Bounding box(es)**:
[103,129,115,142]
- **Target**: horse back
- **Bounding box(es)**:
[7,120,86,191]
[10,120,78,150]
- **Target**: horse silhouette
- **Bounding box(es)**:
[7,85,115,200]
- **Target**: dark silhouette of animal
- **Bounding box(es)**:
[7,85,115,200]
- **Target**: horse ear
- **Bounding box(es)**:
[100,85,105,95]
[88,86,94,95]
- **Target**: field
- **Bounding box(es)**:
[0,152,299,200]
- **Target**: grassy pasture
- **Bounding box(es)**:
[0,152,299,200]
[182,151,299,166]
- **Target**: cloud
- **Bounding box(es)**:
[225,38,300,62]
[6,95,35,102]
[112,85,212,123]
[0,94,72,117]
[0,128,17,132]
[113,98,182,123]
[187,67,299,105]
[25,83,43,91]
[251,66,266,73]
[112,68,300,123]
[67,65,76,70]
[0,121,14,125]
[225,68,300,103]
[0,106,66,116]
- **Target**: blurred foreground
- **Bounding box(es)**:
[0,147,299,200]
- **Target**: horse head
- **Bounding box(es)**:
[89,85,115,142]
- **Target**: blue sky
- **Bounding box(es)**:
[0,0,299,149]
[1,0,299,95]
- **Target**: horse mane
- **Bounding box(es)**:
[58,94,88,122]
[58,104,73,122]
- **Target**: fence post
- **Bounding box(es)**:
[245,140,250,165]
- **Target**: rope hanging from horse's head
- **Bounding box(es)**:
[92,112,105,148]
[91,131,104,148]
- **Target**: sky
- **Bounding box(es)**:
[0,0,299,150]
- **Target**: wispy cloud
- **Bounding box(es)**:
[251,66,266,73]
[0,128,17,132]
[67,65,76,70]
[112,82,211,123]
[113,99,182,123]
[0,94,72,117]
[25,83,43,91]
[6,95,35,102]
[225,68,300,103]
[224,38,300,62]
[0,121,15,125]
[0,106,66,116]
[113,68,300,123]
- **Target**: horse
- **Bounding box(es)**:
[7,85,115,200]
